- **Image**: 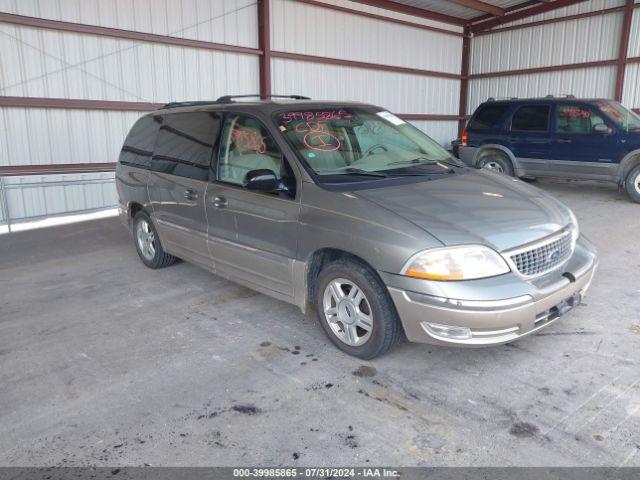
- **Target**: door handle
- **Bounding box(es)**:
[557,139,572,144]
[212,196,227,208]
[183,189,198,200]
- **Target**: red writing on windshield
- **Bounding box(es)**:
[231,129,267,154]
[279,109,352,124]
[295,121,341,152]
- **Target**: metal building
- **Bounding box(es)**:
[0,0,638,229]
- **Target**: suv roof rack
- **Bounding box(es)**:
[545,94,576,99]
[486,94,578,103]
[161,94,311,109]
[215,94,311,103]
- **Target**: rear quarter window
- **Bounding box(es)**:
[510,105,550,132]
[151,112,222,181]
[119,115,161,169]
[468,104,509,131]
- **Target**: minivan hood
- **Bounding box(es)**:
[355,170,572,252]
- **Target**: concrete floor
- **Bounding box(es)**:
[1,179,639,467]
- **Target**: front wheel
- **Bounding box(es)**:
[624,164,640,203]
[478,154,514,176]
[315,259,403,359]
[133,211,177,269]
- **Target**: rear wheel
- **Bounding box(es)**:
[133,211,177,269]
[625,164,640,203]
[315,259,402,359]
[478,154,514,176]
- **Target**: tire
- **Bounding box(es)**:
[624,164,640,204]
[132,211,177,269]
[477,154,514,176]
[315,259,403,359]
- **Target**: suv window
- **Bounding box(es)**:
[511,105,550,132]
[152,112,221,181]
[218,114,294,190]
[469,104,509,130]
[119,115,161,169]
[556,105,606,134]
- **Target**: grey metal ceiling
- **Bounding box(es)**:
[389,0,537,21]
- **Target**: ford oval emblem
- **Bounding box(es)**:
[548,250,561,263]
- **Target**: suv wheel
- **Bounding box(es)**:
[625,164,640,204]
[315,259,402,359]
[478,154,514,176]
[133,211,177,269]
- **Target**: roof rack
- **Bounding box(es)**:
[215,94,311,103]
[161,94,311,109]
[161,100,219,109]
[486,94,577,103]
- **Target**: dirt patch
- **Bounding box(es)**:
[509,422,539,438]
[231,404,262,415]
[344,434,358,449]
[259,341,272,347]
[352,365,377,377]
[629,325,640,335]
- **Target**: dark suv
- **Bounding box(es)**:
[459,96,640,202]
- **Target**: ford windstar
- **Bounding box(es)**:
[116,95,598,359]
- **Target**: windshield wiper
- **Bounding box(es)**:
[390,170,455,176]
[387,157,462,168]
[321,168,388,178]
[386,157,437,166]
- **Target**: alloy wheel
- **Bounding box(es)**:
[136,219,156,261]
[322,278,373,346]
[483,161,505,174]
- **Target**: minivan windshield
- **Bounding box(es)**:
[595,101,640,131]
[274,107,463,182]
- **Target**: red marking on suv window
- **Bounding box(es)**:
[279,109,352,124]
[559,108,590,118]
[231,129,267,154]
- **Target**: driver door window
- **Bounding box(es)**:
[555,105,605,134]
[218,115,289,187]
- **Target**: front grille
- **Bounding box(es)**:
[509,230,573,277]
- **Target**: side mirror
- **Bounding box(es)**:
[245,169,280,192]
[594,124,612,135]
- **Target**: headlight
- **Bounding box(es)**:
[401,245,510,281]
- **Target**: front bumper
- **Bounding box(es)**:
[387,236,598,346]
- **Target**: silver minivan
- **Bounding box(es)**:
[116,95,598,359]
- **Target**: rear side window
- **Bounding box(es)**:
[152,112,222,181]
[556,105,606,134]
[469,105,509,130]
[119,116,161,169]
[511,105,550,132]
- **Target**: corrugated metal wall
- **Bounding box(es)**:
[3,0,639,227]
[470,12,623,74]
[0,0,259,226]
[623,6,640,109]
[270,0,462,146]
[467,0,635,114]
